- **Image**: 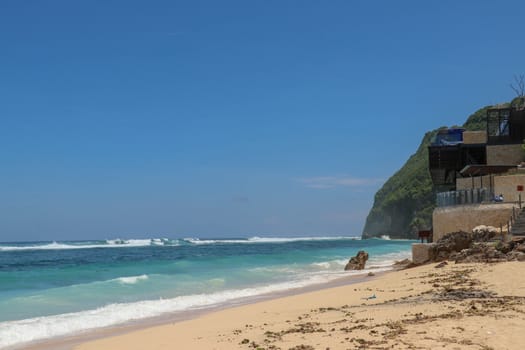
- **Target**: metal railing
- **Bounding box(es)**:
[436,188,492,207]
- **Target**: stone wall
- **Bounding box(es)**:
[432,203,516,241]
[486,144,523,165]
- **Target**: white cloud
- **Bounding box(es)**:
[296,176,383,189]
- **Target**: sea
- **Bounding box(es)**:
[0,236,414,349]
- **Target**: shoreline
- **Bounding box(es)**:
[66,261,525,349]
[1,238,414,350]
[13,269,386,350]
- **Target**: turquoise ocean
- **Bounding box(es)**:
[0,236,413,348]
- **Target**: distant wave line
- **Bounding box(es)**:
[183,236,360,245]
[0,239,178,251]
[0,236,361,252]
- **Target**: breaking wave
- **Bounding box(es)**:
[0,238,178,251]
[182,236,359,245]
[0,271,364,348]
[0,236,359,252]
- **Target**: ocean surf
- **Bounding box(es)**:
[0,236,413,348]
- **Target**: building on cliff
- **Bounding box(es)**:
[428,106,525,242]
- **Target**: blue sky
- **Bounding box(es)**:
[1,1,524,241]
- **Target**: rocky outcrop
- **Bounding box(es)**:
[344,250,369,270]
[433,231,472,260]
[428,226,525,264]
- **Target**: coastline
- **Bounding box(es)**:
[14,269,383,350]
[1,237,413,350]
[23,260,525,350]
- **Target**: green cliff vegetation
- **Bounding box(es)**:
[361,105,494,239]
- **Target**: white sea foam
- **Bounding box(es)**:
[0,241,85,251]
[248,266,299,274]
[0,245,412,348]
[0,238,175,252]
[105,239,165,247]
[0,236,358,251]
[115,275,149,285]
[248,236,359,243]
[367,250,412,268]
[184,236,359,245]
[311,262,331,269]
[0,272,355,348]
[310,259,348,270]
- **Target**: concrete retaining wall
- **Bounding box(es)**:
[432,203,516,242]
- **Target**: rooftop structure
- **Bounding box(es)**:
[428,107,525,189]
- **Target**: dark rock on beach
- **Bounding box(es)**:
[344,250,369,270]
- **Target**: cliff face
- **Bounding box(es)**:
[361,131,436,239]
[361,105,493,239]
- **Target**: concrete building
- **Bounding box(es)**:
[413,106,525,263]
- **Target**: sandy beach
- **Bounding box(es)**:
[70,261,525,350]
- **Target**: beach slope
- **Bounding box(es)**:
[75,261,525,350]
